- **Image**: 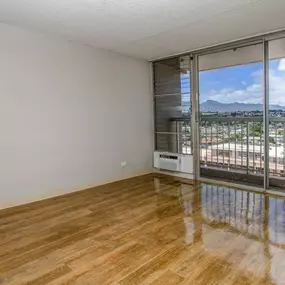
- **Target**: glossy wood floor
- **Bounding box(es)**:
[1,174,285,285]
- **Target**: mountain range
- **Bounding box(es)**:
[200,100,285,112]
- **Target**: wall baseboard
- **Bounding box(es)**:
[0,170,196,212]
[153,169,194,185]
[0,171,152,211]
[154,168,194,180]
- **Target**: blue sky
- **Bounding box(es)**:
[181,58,285,106]
[199,62,262,103]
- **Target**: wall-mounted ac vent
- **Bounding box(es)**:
[154,151,193,174]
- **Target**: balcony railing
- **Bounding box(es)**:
[200,116,285,178]
[157,116,285,184]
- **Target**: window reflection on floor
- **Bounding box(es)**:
[154,176,285,284]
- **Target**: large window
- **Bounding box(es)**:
[153,55,191,154]
[198,44,264,185]
[152,32,285,191]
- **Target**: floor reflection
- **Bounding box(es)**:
[154,176,285,285]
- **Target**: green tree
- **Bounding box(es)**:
[249,123,263,137]
[269,136,276,144]
[230,134,243,142]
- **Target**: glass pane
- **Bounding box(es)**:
[156,133,192,154]
[199,44,264,186]
[268,38,285,189]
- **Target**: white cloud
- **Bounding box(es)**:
[204,69,285,106]
[241,81,247,86]
[278,59,285,71]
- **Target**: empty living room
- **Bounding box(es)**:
[1,0,285,284]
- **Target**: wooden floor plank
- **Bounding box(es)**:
[0,174,285,285]
[149,270,184,285]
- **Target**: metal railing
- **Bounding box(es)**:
[200,116,285,178]
[155,118,192,154]
[156,116,285,181]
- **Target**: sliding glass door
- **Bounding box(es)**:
[151,31,285,192]
[196,37,285,191]
[198,43,265,187]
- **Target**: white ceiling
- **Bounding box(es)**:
[0,0,285,60]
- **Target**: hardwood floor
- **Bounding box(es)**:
[1,174,285,284]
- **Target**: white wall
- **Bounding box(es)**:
[0,24,153,210]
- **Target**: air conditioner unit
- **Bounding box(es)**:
[154,151,193,174]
